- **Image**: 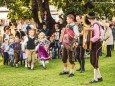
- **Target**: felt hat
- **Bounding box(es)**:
[87,12,97,19]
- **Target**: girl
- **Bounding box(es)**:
[35,32,50,69]
[6,38,14,66]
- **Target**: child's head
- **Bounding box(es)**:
[9,38,14,44]
[39,32,46,39]
[43,24,47,30]
[54,23,59,30]
[28,29,35,37]
[9,34,14,39]
[4,38,8,43]
[4,26,10,34]
[15,36,20,42]
[50,33,55,42]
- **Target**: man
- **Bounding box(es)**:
[59,14,79,77]
[87,12,103,83]
[75,15,85,73]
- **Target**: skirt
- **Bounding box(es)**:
[38,45,50,61]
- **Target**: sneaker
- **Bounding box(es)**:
[98,77,103,82]
[89,80,98,83]
[68,73,74,77]
[43,67,46,70]
[15,64,18,68]
[31,68,34,70]
[59,71,69,75]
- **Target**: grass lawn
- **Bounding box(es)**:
[0,51,115,86]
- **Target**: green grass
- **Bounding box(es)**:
[0,51,115,86]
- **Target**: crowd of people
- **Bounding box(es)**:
[0,11,115,84]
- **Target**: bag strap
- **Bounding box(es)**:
[92,22,101,36]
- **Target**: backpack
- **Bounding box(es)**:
[92,22,104,42]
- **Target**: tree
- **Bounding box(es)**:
[31,0,41,28]
[0,0,55,31]
[52,0,115,20]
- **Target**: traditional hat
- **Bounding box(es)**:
[87,12,97,19]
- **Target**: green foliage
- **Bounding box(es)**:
[0,0,114,22]
[52,0,115,20]
[0,0,32,22]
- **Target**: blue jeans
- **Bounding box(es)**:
[54,40,62,58]
[9,54,14,65]
[4,52,9,65]
[52,48,56,59]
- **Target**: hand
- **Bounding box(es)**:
[83,43,86,48]
[72,42,78,48]
[74,35,78,39]
[83,39,87,43]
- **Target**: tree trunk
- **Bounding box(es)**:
[32,0,41,29]
[37,0,44,17]
[43,0,55,34]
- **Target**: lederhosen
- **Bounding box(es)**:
[90,28,102,69]
[75,23,85,70]
[62,24,75,64]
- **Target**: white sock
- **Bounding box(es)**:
[28,63,31,67]
[94,69,98,81]
[70,69,74,74]
[25,60,27,67]
[97,68,102,78]
[45,60,49,64]
[16,64,18,67]
[64,67,68,72]
[41,61,45,67]
[31,64,34,69]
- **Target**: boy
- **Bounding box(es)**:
[22,29,36,70]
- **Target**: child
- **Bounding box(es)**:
[11,36,21,68]
[35,32,50,69]
[49,33,56,59]
[21,36,28,67]
[54,23,61,58]
[22,29,36,70]
[2,26,10,42]
[1,38,9,65]
[6,38,14,66]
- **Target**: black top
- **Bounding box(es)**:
[27,37,35,49]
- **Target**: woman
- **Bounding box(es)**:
[103,23,113,57]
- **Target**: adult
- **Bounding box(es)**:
[110,23,115,50]
[75,15,85,73]
[103,23,113,57]
[87,12,103,83]
[59,14,79,77]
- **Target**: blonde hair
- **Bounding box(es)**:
[38,32,46,39]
